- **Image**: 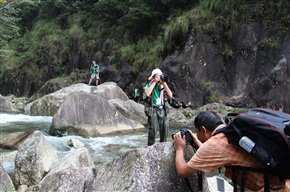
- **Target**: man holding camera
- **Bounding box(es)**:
[173,111,288,191]
[144,68,172,146]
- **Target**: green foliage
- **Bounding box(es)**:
[193,0,290,37]
[94,0,157,38]
[207,90,222,103]
[122,37,164,72]
[222,44,234,60]
[194,0,240,37]
[164,14,190,45]
[94,0,194,40]
[203,81,213,87]
[208,90,217,103]
[182,111,192,119]
[193,9,215,33]
[257,37,280,50]
[1,0,290,97]
[120,45,135,62]
[0,2,20,56]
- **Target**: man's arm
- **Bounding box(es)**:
[175,149,198,178]
[174,132,199,178]
[89,65,92,74]
[145,81,157,97]
[161,82,172,98]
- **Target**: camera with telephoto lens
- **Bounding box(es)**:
[160,74,168,83]
[172,129,193,145]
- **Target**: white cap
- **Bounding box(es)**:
[148,68,163,80]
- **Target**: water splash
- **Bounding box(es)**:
[0,113,52,125]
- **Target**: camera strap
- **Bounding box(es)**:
[184,171,203,192]
[184,145,203,192]
[184,177,194,192]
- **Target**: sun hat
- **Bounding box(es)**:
[148,68,163,80]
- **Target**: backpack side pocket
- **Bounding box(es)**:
[144,97,153,117]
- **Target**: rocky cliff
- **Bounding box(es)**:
[1,22,289,113]
[112,23,290,112]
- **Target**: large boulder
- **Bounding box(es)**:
[0,95,20,113]
[89,142,210,192]
[24,82,129,116]
[26,147,95,192]
[15,131,58,187]
[168,102,238,125]
[49,91,144,137]
[0,131,34,150]
[109,98,147,125]
[0,162,15,192]
[26,168,95,192]
[28,78,71,103]
[10,138,233,191]
[0,151,18,163]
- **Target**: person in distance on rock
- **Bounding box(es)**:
[88,60,100,86]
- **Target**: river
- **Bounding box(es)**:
[0,112,190,176]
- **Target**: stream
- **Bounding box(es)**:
[0,112,190,176]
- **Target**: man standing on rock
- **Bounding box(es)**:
[144,68,172,146]
[88,60,100,86]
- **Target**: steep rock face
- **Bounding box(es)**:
[156,24,290,112]
[100,23,289,113]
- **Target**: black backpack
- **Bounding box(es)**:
[215,108,290,191]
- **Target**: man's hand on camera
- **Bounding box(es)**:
[188,130,202,149]
[173,132,186,151]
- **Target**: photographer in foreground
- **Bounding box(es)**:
[144,68,172,146]
[173,111,289,191]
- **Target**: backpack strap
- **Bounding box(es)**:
[214,115,243,138]
[224,112,239,124]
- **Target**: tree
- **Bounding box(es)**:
[0,1,20,59]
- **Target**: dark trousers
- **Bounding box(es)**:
[147,107,169,146]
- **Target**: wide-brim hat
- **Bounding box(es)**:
[148,68,163,80]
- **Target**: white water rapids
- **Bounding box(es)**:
[0,112,186,176]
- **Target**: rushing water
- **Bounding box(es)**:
[0,112,190,175]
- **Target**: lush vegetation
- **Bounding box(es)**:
[0,0,289,96]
